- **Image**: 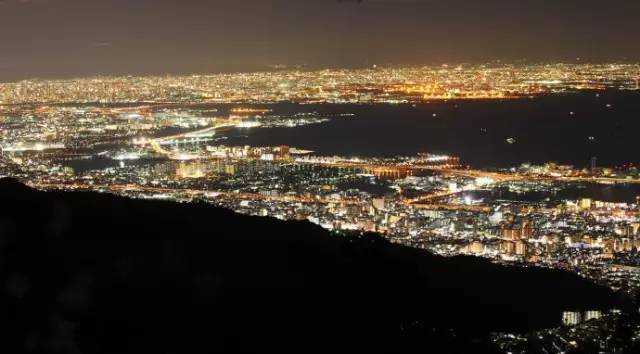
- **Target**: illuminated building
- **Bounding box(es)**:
[503,226,522,241]
[521,220,535,239]
[278,145,291,160]
[515,240,528,256]
[500,241,516,255]
[469,241,484,255]
[579,198,593,210]
[562,312,583,326]
[176,162,206,179]
[584,311,602,322]
[224,164,237,175]
[372,198,385,210]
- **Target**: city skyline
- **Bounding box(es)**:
[2,63,639,103]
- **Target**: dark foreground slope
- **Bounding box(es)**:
[0,179,632,354]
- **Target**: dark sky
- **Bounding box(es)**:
[1,0,639,81]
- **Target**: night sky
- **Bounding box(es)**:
[1,0,639,81]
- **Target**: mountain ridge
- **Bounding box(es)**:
[0,178,632,353]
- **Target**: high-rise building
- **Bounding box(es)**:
[521,220,536,239]
[278,145,291,160]
[469,241,484,255]
[503,226,522,241]
[562,312,583,326]
[372,198,385,210]
[584,311,602,322]
[224,163,237,175]
[500,241,516,255]
[579,198,592,210]
[515,240,528,256]
[176,162,206,178]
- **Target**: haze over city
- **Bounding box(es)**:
[1,0,640,80]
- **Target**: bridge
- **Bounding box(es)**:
[296,157,640,185]
[410,203,492,213]
[293,157,462,178]
[404,190,461,204]
[148,123,237,154]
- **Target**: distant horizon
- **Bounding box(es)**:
[2,0,639,82]
[3,60,640,84]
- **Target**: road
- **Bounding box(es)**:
[296,158,640,185]
[27,182,364,206]
[28,182,495,214]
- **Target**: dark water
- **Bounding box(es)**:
[222,91,640,169]
[464,183,640,204]
[338,179,393,197]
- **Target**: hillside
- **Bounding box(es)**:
[0,178,632,354]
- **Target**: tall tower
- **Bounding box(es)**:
[590,156,597,171]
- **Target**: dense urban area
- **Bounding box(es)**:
[1,63,639,104]
[2,63,640,352]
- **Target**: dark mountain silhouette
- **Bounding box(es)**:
[0,178,632,353]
